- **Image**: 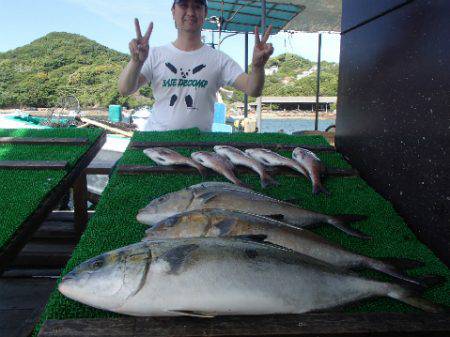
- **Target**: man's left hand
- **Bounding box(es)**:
[252,25,274,68]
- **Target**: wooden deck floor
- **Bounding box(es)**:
[0,210,90,337]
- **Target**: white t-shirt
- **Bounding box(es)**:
[141,43,244,131]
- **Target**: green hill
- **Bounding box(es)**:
[0,34,338,109]
[0,32,153,108]
[230,53,338,104]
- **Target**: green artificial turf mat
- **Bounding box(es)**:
[0,129,102,167]
[0,128,103,250]
[35,129,449,334]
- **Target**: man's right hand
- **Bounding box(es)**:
[130,18,153,64]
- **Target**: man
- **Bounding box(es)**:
[118,0,274,131]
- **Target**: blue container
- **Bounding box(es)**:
[213,103,226,124]
[108,105,122,122]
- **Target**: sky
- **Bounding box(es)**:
[0,0,341,68]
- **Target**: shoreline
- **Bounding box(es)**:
[0,108,336,121]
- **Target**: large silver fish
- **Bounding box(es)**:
[58,237,442,316]
[245,148,309,178]
[136,184,370,239]
[292,147,330,195]
[143,147,207,177]
[191,151,247,187]
[213,145,278,188]
[145,209,423,285]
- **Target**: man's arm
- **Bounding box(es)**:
[118,61,148,96]
[232,25,273,98]
[232,67,264,97]
[118,19,153,96]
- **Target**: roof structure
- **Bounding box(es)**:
[236,96,337,107]
[204,0,342,34]
[259,96,337,103]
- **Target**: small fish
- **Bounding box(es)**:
[137,183,370,239]
[191,151,248,187]
[214,145,278,188]
[145,209,426,286]
[292,147,330,195]
[143,147,207,178]
[58,238,444,316]
[245,148,308,178]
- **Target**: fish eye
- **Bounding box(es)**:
[157,196,167,202]
[90,259,104,270]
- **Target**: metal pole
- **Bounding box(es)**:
[314,33,322,131]
[244,32,249,118]
[256,0,266,133]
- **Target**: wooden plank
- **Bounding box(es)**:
[46,210,94,222]
[85,161,117,174]
[0,131,106,275]
[0,278,55,310]
[117,165,357,177]
[0,160,68,170]
[1,268,61,278]
[38,313,450,337]
[131,141,335,152]
[73,172,88,234]
[33,221,77,240]
[0,137,89,145]
[0,309,36,337]
[0,278,55,337]
[10,241,76,268]
[80,117,133,138]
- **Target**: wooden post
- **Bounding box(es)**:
[73,172,88,234]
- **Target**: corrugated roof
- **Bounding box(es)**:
[203,0,341,34]
[260,96,337,103]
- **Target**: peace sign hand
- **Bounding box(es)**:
[252,25,274,68]
[129,18,153,64]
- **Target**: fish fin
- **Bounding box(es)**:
[232,234,268,243]
[312,184,331,196]
[328,214,371,240]
[168,310,216,318]
[215,218,237,236]
[387,286,446,313]
[366,259,427,286]
[414,275,447,289]
[378,257,425,270]
[197,166,210,179]
[261,175,279,189]
[194,191,218,204]
[265,214,285,221]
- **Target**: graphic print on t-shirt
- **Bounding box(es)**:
[163,62,207,109]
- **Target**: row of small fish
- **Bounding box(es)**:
[143,145,328,195]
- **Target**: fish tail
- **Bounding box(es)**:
[312,183,331,196]
[328,214,371,240]
[236,180,253,189]
[378,257,425,270]
[191,162,209,179]
[387,285,446,313]
[261,174,279,189]
[367,259,427,286]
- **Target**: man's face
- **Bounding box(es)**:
[172,0,207,33]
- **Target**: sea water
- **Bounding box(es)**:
[260,119,335,134]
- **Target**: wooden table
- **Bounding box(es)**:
[38,312,450,337]
[0,132,106,275]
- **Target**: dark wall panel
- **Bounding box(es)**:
[341,0,412,32]
[336,0,450,265]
